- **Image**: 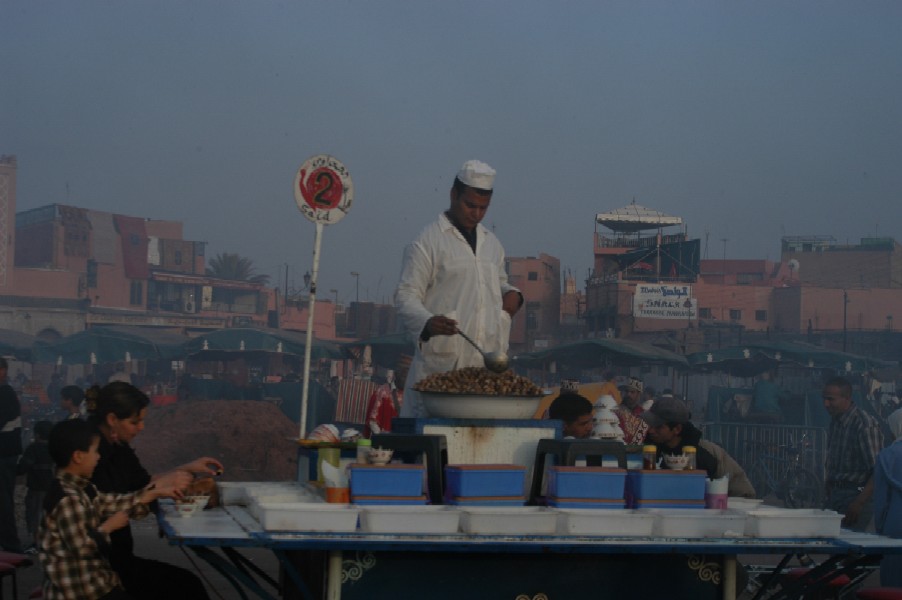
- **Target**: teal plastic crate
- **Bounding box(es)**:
[349,464,425,497]
[546,467,626,500]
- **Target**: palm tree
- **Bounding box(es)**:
[206,253,270,285]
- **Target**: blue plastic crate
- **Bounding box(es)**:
[546,467,626,500]
[447,496,526,506]
[634,499,705,509]
[349,464,425,497]
[352,495,428,505]
[626,470,706,502]
[547,497,626,509]
[445,464,526,498]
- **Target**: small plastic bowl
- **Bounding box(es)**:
[663,455,690,470]
[184,495,211,509]
[174,501,202,517]
[367,448,394,465]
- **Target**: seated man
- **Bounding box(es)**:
[614,377,648,445]
[641,397,756,498]
[548,393,594,439]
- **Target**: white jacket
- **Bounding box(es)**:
[396,212,519,417]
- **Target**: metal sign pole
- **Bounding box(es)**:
[293,154,354,440]
[299,222,323,441]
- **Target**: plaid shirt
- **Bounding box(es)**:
[826,403,884,488]
[38,471,150,600]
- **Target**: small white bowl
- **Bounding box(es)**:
[184,495,210,509]
[367,448,394,465]
[174,500,203,517]
[663,454,690,470]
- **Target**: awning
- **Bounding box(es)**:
[340,333,415,370]
[184,327,342,360]
[32,325,187,365]
[687,341,895,376]
[595,202,682,233]
[0,328,37,361]
[514,338,689,370]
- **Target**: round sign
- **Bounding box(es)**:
[293,155,354,224]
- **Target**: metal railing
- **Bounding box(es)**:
[702,422,827,482]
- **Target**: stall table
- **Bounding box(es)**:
[158,503,902,600]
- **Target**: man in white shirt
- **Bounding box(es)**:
[396,160,522,417]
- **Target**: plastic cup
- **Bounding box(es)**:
[317,448,341,483]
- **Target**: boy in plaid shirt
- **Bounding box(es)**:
[38,419,180,600]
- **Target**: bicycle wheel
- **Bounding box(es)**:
[748,463,770,501]
[784,467,822,509]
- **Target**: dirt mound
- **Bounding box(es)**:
[133,400,299,482]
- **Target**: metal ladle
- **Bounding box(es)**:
[456,329,510,373]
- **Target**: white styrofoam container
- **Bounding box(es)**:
[249,492,318,520]
[650,509,747,538]
[459,507,558,535]
[255,502,360,532]
[727,498,765,512]
[359,505,461,534]
[217,482,249,505]
[745,509,842,538]
[558,509,656,537]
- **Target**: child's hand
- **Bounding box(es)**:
[99,511,129,535]
[154,470,193,493]
[139,482,184,504]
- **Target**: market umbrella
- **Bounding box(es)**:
[183,327,342,360]
[32,325,187,365]
[513,338,689,370]
[0,328,37,361]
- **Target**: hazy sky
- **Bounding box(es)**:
[3,2,901,305]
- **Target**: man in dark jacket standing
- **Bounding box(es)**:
[0,361,24,551]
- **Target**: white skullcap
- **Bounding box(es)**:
[456,160,496,191]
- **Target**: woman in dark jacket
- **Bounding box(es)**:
[87,382,222,600]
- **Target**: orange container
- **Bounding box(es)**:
[325,486,350,503]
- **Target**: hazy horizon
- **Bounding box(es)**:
[3,1,900,304]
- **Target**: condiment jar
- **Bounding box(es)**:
[684,446,697,470]
[642,444,657,470]
[356,438,372,464]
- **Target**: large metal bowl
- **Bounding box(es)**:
[420,392,544,419]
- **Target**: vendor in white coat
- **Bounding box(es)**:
[396,160,523,417]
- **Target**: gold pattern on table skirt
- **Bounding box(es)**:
[341,551,376,583]
[687,555,721,585]
[515,594,549,600]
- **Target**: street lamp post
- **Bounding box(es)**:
[350,272,360,335]
[351,272,360,304]
[843,289,849,352]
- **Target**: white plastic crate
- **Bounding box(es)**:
[359,505,461,534]
[650,509,747,538]
[558,509,656,537]
[255,502,360,532]
[745,509,841,538]
[459,507,558,535]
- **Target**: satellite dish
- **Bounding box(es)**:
[787,259,800,281]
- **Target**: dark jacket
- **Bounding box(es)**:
[0,384,22,457]
[17,440,55,491]
[90,435,153,559]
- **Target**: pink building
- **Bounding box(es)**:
[0,155,340,342]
